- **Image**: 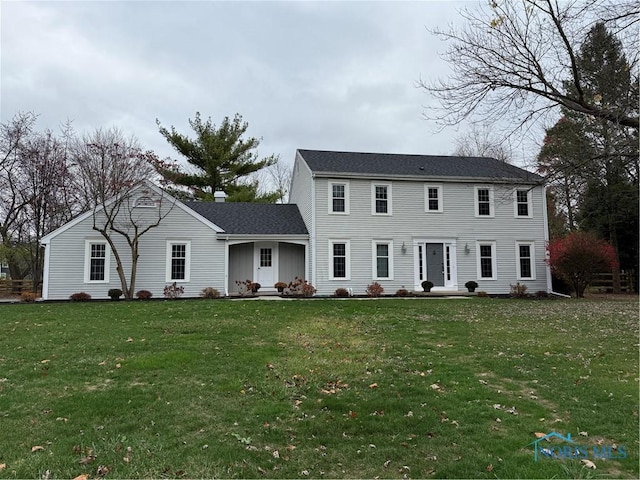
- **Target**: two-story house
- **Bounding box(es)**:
[290,149,549,295]
[40,149,550,299]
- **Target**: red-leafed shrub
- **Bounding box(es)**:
[136,290,153,300]
[366,281,384,297]
[334,288,350,298]
[70,292,92,302]
[547,231,617,298]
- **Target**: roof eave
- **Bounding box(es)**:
[311,171,543,184]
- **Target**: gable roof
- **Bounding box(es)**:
[185,202,308,235]
[41,181,224,245]
[297,149,542,183]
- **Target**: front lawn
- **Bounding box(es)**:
[0,297,637,478]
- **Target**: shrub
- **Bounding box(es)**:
[421,280,434,292]
[251,282,261,292]
[285,277,316,297]
[200,287,220,299]
[274,281,288,292]
[510,282,529,298]
[235,279,255,296]
[21,292,37,303]
[69,292,91,302]
[334,287,350,298]
[535,290,549,298]
[108,288,123,300]
[366,281,384,297]
[136,290,152,300]
[547,231,617,298]
[476,291,489,298]
[164,282,184,299]
[395,288,410,297]
[464,280,478,292]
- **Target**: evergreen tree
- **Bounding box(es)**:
[155,113,279,203]
[536,23,639,289]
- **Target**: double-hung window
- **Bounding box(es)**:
[475,186,494,217]
[516,241,535,280]
[329,181,349,214]
[166,241,191,282]
[425,184,443,213]
[84,240,110,283]
[373,241,393,280]
[329,240,350,280]
[514,189,532,217]
[372,183,392,215]
[476,241,497,280]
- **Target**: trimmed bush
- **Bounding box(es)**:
[274,281,288,292]
[395,288,410,297]
[334,288,350,298]
[164,282,184,299]
[510,282,529,298]
[21,292,38,303]
[69,292,91,302]
[200,287,220,299]
[366,281,384,297]
[464,281,478,292]
[108,288,123,300]
[136,290,153,300]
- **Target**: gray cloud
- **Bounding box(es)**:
[2,1,470,168]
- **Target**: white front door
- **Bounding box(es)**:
[255,243,277,290]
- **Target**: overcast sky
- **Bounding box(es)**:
[2,0,530,172]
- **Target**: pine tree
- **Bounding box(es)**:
[155,113,279,203]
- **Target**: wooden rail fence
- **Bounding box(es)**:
[0,280,36,296]
[588,271,636,293]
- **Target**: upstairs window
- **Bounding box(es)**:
[475,186,494,217]
[329,181,349,214]
[515,189,532,217]
[372,183,392,215]
[425,184,443,213]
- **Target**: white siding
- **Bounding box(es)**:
[310,177,548,295]
[288,153,314,282]
[45,203,225,300]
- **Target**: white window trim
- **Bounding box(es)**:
[425,184,443,213]
[474,186,494,218]
[476,240,497,280]
[166,240,191,282]
[84,239,110,283]
[513,188,533,218]
[329,239,351,280]
[328,181,350,215]
[371,182,393,216]
[515,241,536,280]
[372,240,394,280]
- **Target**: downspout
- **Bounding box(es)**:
[223,236,229,297]
[41,242,50,300]
[542,185,569,298]
[311,175,317,289]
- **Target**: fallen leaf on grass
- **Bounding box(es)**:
[383,460,391,468]
[41,359,50,364]
[581,459,596,469]
[56,417,68,422]
[31,445,45,452]
[369,383,378,389]
[0,464,6,471]
[79,455,96,465]
[486,464,494,472]
[72,475,89,480]
[430,383,441,390]
[96,465,109,477]
[579,431,588,437]
[126,337,133,343]
[534,432,547,439]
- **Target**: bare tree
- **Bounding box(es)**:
[262,160,293,203]
[420,0,639,132]
[72,128,174,299]
[452,124,513,163]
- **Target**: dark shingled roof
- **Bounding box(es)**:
[185,201,308,235]
[298,149,542,183]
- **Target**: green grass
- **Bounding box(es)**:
[0,297,637,479]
